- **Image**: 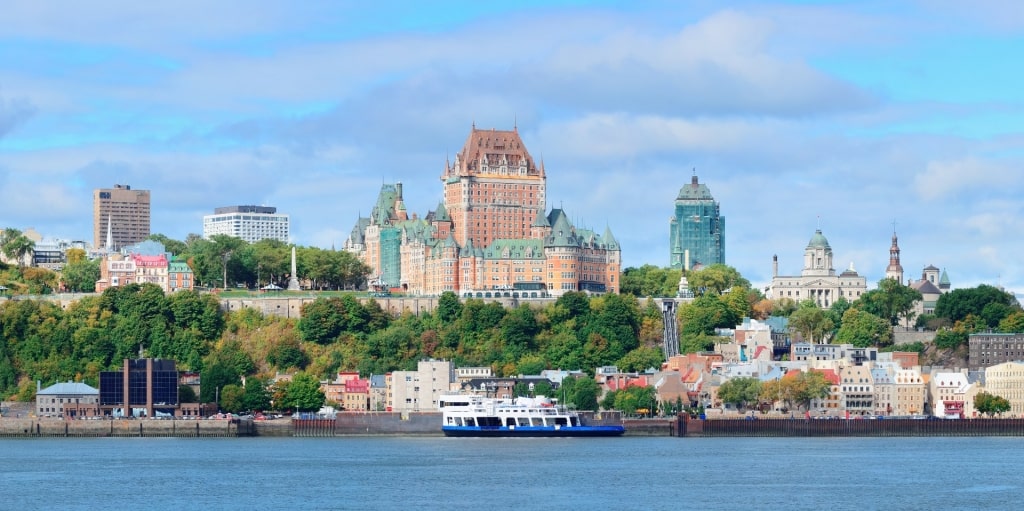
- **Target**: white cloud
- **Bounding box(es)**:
[914,158,1020,201]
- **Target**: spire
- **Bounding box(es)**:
[886,225,904,282]
[105,216,113,251]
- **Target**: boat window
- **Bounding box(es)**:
[478,417,502,427]
[518,418,529,426]
[466,417,475,427]
[505,418,516,427]
[554,417,568,426]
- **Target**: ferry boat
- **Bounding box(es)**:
[439,394,625,437]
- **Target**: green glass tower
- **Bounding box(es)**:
[670,174,724,270]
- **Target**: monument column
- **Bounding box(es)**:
[287,246,300,291]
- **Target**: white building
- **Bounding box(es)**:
[35,381,99,418]
[769,229,867,308]
[203,205,290,243]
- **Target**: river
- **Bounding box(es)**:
[0,436,1019,510]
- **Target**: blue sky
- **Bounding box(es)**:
[1,0,1022,296]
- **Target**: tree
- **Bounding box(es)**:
[178,384,198,403]
[616,346,664,373]
[833,308,892,347]
[146,234,188,256]
[935,285,1019,325]
[1,228,35,269]
[999,311,1024,333]
[220,384,245,413]
[267,337,308,370]
[857,278,922,326]
[61,258,101,292]
[717,377,762,411]
[789,302,835,344]
[242,377,272,412]
[620,265,682,297]
[437,291,462,324]
[298,298,344,345]
[687,264,751,296]
[791,371,832,411]
[560,375,600,411]
[974,391,1011,417]
[284,372,325,412]
[678,294,735,336]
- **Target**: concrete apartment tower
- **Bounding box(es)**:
[93,184,151,251]
[669,173,725,270]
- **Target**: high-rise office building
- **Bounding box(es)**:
[93,184,151,251]
[202,205,290,243]
[669,174,724,270]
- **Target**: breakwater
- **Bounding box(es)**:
[0,418,255,438]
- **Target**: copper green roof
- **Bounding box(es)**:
[484,239,545,259]
[676,175,715,201]
[806,229,831,249]
[434,202,450,222]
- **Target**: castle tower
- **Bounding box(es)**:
[441,125,546,248]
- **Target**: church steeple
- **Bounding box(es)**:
[885,225,904,283]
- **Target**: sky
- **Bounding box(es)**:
[1,0,1023,297]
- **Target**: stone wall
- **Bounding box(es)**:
[0,418,254,437]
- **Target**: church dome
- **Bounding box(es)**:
[806,229,831,249]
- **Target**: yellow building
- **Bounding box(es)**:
[983,361,1024,417]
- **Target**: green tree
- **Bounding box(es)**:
[298,298,344,345]
[1,228,35,269]
[974,391,1011,417]
[687,264,751,296]
[515,354,547,376]
[61,258,101,292]
[146,233,188,256]
[242,377,273,412]
[833,308,892,347]
[620,265,682,297]
[561,376,600,411]
[789,301,835,344]
[678,294,735,336]
[999,311,1024,333]
[284,372,325,412]
[857,278,923,326]
[935,285,1019,325]
[616,346,663,373]
[436,291,462,323]
[267,337,309,370]
[717,377,762,411]
[220,384,245,413]
[178,384,198,403]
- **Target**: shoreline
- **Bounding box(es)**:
[5,415,1024,438]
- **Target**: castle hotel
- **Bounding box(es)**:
[345,125,621,297]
